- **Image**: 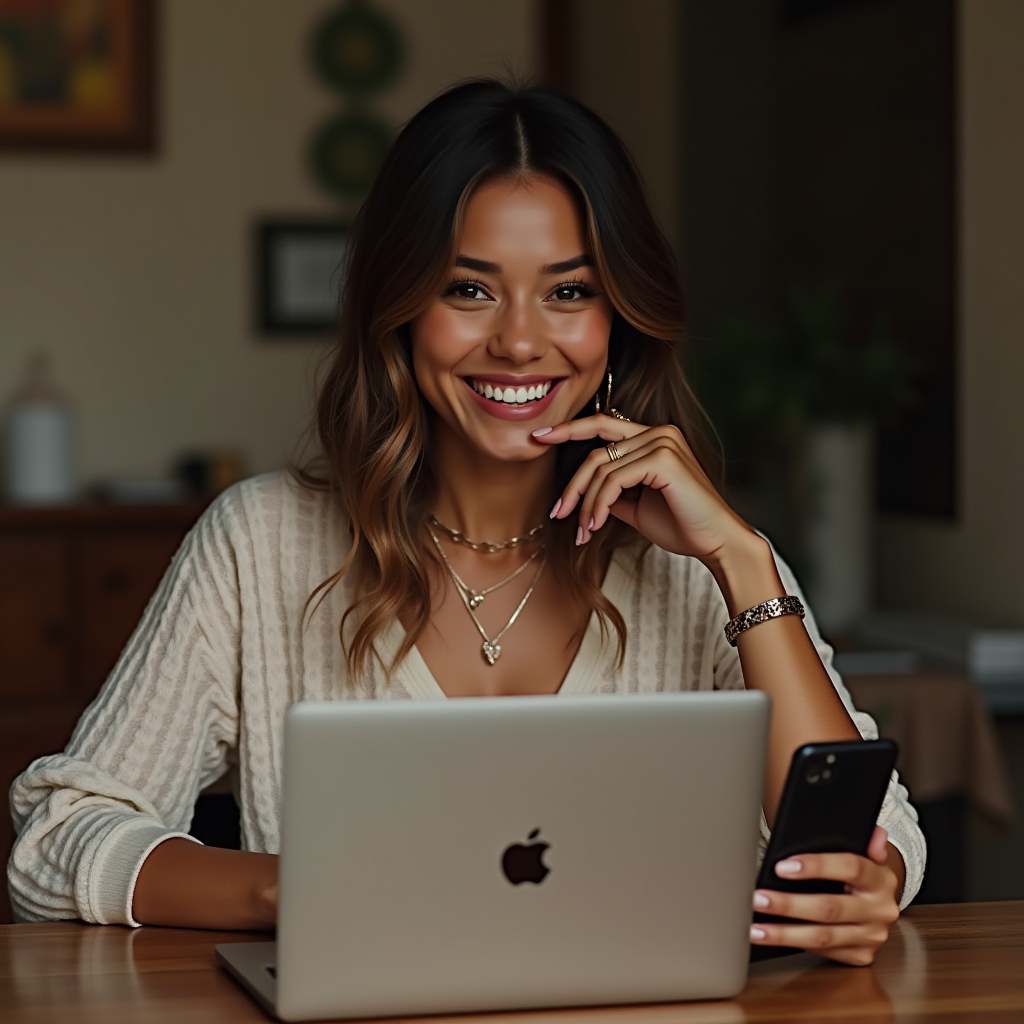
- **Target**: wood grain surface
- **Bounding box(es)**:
[1,901,1021,1023]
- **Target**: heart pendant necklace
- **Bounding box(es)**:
[461,557,546,665]
[427,525,547,666]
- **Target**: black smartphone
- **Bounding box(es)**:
[750,738,898,961]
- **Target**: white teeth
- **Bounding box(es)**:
[470,379,556,405]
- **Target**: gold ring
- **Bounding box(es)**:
[608,408,631,422]
[606,442,625,462]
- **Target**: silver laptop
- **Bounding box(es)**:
[217,692,769,1021]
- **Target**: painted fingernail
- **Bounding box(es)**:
[753,891,770,909]
[587,517,594,531]
[776,859,802,876]
[750,926,767,941]
[575,526,583,546]
[550,498,562,519]
[532,426,553,436]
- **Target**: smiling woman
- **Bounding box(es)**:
[303,81,706,686]
[8,80,925,969]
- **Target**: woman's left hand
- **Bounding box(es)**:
[750,826,901,966]
[533,414,749,559]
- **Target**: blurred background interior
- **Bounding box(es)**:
[1,0,1022,921]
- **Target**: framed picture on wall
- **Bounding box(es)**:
[256,220,349,336]
[0,0,156,153]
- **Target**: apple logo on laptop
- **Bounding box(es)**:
[501,828,550,885]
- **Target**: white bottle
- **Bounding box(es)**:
[4,353,77,505]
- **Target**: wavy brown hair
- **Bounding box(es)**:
[298,79,715,680]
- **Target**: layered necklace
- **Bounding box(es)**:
[426,515,547,666]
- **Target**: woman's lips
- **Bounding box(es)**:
[462,377,565,420]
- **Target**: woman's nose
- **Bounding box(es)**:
[487,298,546,363]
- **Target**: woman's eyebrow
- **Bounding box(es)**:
[455,255,500,273]
[541,254,593,274]
[453,254,593,275]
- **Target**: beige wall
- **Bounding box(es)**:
[574,0,680,253]
[876,0,1024,625]
[0,0,538,487]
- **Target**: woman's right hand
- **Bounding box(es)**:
[253,869,279,925]
[133,838,279,930]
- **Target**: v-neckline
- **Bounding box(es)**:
[380,546,635,700]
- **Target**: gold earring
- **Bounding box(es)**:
[596,367,630,421]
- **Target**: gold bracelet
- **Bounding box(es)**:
[724,596,805,647]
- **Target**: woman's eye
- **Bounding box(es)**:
[550,283,593,302]
[445,281,490,301]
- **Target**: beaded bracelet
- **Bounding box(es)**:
[724,595,805,647]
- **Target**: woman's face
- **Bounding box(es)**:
[411,175,613,462]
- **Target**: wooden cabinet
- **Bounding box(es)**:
[0,537,70,701]
[77,531,189,697]
[0,502,205,922]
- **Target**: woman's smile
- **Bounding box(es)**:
[462,374,565,419]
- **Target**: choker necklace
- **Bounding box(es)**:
[427,524,547,665]
[428,514,544,553]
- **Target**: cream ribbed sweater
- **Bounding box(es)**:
[8,473,925,924]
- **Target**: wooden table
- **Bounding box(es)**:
[1,901,1021,1023]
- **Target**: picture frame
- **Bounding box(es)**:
[256,220,349,337]
[0,0,156,154]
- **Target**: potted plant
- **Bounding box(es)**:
[693,284,916,637]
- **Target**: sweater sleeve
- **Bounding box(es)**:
[710,545,927,910]
[7,490,245,925]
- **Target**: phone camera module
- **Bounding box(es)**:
[805,754,836,786]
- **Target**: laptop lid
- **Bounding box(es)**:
[273,692,769,1021]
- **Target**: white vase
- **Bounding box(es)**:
[804,420,873,637]
[4,354,77,505]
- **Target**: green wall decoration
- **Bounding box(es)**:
[311,4,403,94]
[310,112,393,199]
[308,0,405,201]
